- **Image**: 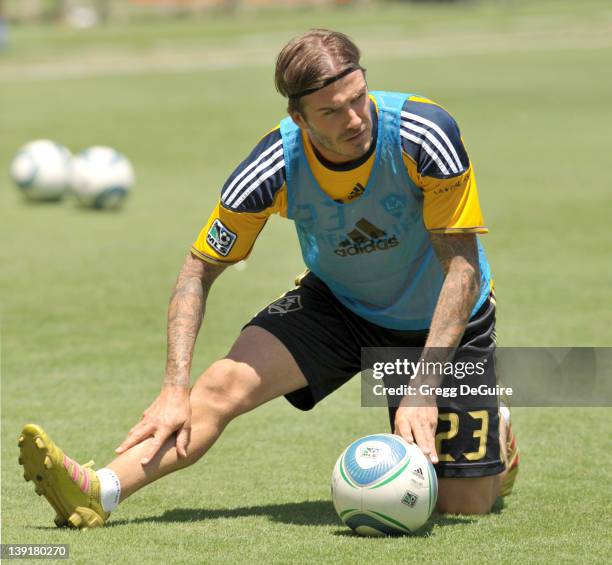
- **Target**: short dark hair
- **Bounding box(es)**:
[275,29,362,114]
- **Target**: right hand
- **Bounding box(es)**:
[394,403,439,464]
[115,385,192,465]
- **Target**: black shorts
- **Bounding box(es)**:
[246,272,504,479]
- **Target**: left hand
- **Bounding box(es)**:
[115,384,192,465]
[394,404,439,464]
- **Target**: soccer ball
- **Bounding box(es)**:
[70,146,134,209]
[10,139,72,201]
[331,434,438,536]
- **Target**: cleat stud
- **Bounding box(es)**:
[34,485,44,496]
[18,456,24,465]
[68,512,82,528]
[54,515,68,528]
[44,456,53,469]
[36,474,43,482]
[23,472,30,482]
[35,437,45,449]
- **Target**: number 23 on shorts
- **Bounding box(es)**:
[435,410,490,462]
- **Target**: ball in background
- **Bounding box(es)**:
[70,146,134,210]
[10,139,72,201]
[331,434,438,536]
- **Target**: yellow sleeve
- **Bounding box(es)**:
[191,186,287,264]
[401,95,488,234]
[403,154,488,234]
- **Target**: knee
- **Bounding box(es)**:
[191,359,253,423]
[437,496,494,515]
[436,477,499,515]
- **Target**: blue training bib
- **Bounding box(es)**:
[280,91,491,330]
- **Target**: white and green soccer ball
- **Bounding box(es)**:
[10,139,72,201]
[70,146,134,209]
[331,434,438,536]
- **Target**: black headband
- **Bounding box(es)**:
[288,66,365,100]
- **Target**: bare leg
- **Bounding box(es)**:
[105,326,307,501]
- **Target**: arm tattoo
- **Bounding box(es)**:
[425,233,480,356]
[164,254,226,387]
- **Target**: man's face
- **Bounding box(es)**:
[291,70,373,164]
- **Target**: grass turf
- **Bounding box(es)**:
[1,1,611,562]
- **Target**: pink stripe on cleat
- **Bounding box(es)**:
[81,470,89,493]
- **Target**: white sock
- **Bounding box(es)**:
[97,468,121,512]
[499,403,511,426]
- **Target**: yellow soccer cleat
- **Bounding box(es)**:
[18,424,109,529]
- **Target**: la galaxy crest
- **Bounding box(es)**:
[268,295,303,315]
[380,193,408,218]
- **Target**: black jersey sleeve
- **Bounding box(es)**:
[220,127,286,212]
[399,98,469,179]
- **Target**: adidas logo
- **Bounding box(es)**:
[333,218,399,257]
[334,183,365,204]
[412,467,424,479]
[346,182,365,201]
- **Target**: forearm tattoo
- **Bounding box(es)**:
[164,256,225,387]
[425,234,481,355]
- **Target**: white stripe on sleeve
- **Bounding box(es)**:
[400,129,450,176]
[400,120,459,175]
[230,159,286,209]
[401,111,464,172]
[222,138,284,203]
[223,147,284,207]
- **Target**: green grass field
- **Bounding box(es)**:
[1,0,611,562]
